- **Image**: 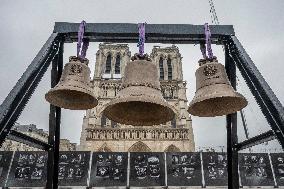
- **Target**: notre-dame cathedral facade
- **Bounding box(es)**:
[79,43,195,152]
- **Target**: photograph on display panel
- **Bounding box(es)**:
[239,153,274,186]
[202,152,228,186]
[58,151,91,186]
[89,152,128,187]
[130,152,165,187]
[6,151,48,187]
[166,152,202,186]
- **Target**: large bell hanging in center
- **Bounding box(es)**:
[103,54,175,126]
[188,57,247,117]
[45,56,98,110]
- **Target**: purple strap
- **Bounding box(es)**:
[77,21,88,59]
[81,38,89,59]
[204,23,214,59]
[137,23,146,56]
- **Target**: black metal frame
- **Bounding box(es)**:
[0,23,283,189]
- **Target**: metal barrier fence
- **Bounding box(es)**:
[0,151,282,188]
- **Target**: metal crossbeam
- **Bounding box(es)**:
[7,130,52,150]
[54,22,234,44]
[235,130,275,151]
[0,33,59,147]
[227,36,284,148]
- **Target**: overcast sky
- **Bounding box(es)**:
[0,0,283,152]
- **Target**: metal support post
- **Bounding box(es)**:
[46,39,63,189]
[228,36,284,149]
[225,44,239,189]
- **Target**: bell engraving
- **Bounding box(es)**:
[203,65,217,76]
[70,64,83,74]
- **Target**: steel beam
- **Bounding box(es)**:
[235,130,275,151]
[7,130,52,150]
[228,36,284,148]
[46,40,63,189]
[230,36,284,127]
[0,33,59,147]
[225,44,239,189]
[54,22,234,44]
[240,110,249,139]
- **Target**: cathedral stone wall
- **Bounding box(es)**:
[79,43,195,152]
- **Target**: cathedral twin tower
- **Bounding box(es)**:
[79,43,195,152]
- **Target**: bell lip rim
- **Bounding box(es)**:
[45,89,98,110]
[102,99,175,126]
[188,92,248,106]
[187,95,248,117]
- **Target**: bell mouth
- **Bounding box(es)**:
[45,89,98,110]
[103,100,175,126]
[188,95,248,117]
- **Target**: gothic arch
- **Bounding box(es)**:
[165,144,181,152]
[128,141,151,152]
[98,143,112,152]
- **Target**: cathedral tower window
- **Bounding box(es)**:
[167,57,172,80]
[105,54,111,74]
[115,55,121,74]
[159,57,164,80]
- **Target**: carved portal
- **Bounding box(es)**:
[98,143,112,152]
[128,141,151,152]
[165,144,181,152]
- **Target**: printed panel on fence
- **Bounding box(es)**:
[202,152,227,186]
[239,153,274,186]
[58,151,91,186]
[6,151,48,187]
[0,151,13,187]
[130,152,165,187]
[166,152,202,186]
[90,152,128,187]
[270,153,284,186]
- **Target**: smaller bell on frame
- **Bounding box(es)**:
[45,56,98,110]
[188,57,248,117]
[103,54,175,126]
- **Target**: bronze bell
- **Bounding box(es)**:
[188,57,248,117]
[45,56,98,110]
[103,54,175,126]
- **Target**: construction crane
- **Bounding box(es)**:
[208,0,220,25]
